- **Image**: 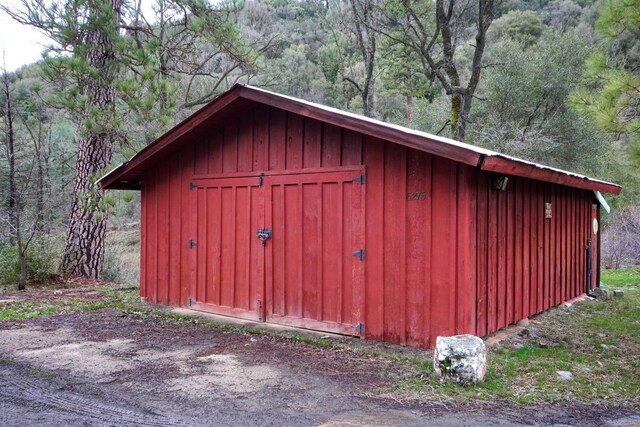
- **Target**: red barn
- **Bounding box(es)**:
[100,84,621,347]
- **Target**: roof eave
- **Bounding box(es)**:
[481,156,622,195]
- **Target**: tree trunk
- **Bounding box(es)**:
[17,237,26,291]
[2,69,25,290]
[62,133,114,278]
[349,0,377,118]
[61,0,122,279]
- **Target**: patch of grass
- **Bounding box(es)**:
[0,357,16,365]
[600,268,640,286]
[380,268,640,407]
[0,298,124,320]
[0,283,141,320]
[27,367,54,378]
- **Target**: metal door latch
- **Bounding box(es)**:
[257,228,272,246]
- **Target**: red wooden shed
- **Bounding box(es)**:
[100,84,621,348]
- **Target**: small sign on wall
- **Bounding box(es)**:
[545,202,552,219]
[406,191,426,201]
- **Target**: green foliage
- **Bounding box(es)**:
[0,237,60,285]
[570,0,640,165]
[101,246,123,283]
[473,31,607,175]
[488,10,546,45]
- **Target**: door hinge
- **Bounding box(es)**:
[259,172,265,187]
[352,323,365,334]
[352,174,366,184]
[189,182,198,190]
[188,239,197,249]
[352,248,365,261]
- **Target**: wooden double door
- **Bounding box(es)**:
[189,166,365,335]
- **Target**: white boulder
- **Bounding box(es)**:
[433,334,487,386]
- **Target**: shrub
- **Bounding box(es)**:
[0,236,60,285]
[101,246,123,283]
[602,205,640,269]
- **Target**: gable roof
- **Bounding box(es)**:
[99,84,621,195]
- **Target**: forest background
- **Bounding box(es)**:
[1,0,639,287]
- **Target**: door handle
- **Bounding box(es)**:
[257,228,272,246]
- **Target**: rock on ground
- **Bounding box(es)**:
[433,335,487,386]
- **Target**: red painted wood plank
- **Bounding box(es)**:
[456,164,476,335]
[506,184,515,325]
[303,117,322,168]
[322,182,340,321]
[522,180,530,319]
[266,184,281,318]
[220,186,236,306]
[249,184,263,312]
[288,184,302,317]
[253,104,269,171]
[212,188,222,305]
[182,148,197,305]
[157,171,169,304]
[205,187,215,305]
[343,180,357,326]
[558,186,569,304]
[168,159,181,305]
[596,204,601,290]
[487,184,498,334]
[546,184,554,310]
[422,154,433,346]
[223,118,238,173]
[237,109,254,172]
[497,189,507,329]
[234,186,251,310]
[302,184,320,319]
[321,123,342,167]
[286,113,303,169]
[352,174,366,333]
[342,129,362,166]
[383,142,405,343]
[430,158,457,340]
[195,187,206,303]
[551,185,558,307]
[567,188,577,298]
[336,183,344,324]
[140,178,147,301]
[268,108,287,170]
[208,129,223,174]
[194,138,209,175]
[476,172,489,337]
[537,182,544,314]
[514,178,523,323]
[399,149,407,345]
[363,136,385,339]
[406,151,427,346]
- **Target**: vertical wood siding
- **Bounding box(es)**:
[139,100,600,348]
[475,175,597,338]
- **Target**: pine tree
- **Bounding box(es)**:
[570,0,640,159]
[2,0,254,278]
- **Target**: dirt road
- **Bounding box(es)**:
[0,309,637,426]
